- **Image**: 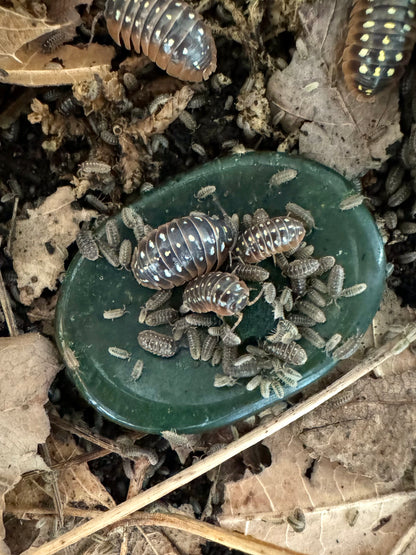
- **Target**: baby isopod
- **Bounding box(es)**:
[285,202,316,231]
[200,334,218,362]
[269,169,298,187]
[234,216,305,263]
[105,220,120,248]
[340,283,367,297]
[119,239,133,268]
[108,346,131,360]
[195,185,216,199]
[339,193,365,210]
[145,307,178,326]
[186,327,201,360]
[130,359,144,380]
[327,264,345,300]
[262,340,308,365]
[132,214,235,289]
[182,272,250,316]
[332,334,362,360]
[231,263,270,282]
[137,330,177,357]
[296,300,326,323]
[76,230,100,261]
[342,0,416,97]
[103,306,128,319]
[285,258,320,279]
[104,0,217,82]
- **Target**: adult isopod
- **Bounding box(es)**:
[234,216,305,263]
[182,271,250,316]
[342,0,416,97]
[131,214,235,289]
[104,0,217,82]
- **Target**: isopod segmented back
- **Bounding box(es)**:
[183,271,250,316]
[131,214,235,289]
[104,0,217,82]
[234,216,305,263]
[342,0,416,97]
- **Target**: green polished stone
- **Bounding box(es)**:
[55,152,386,434]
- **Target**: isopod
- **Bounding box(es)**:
[287,508,306,533]
[194,185,216,199]
[119,239,133,268]
[104,0,217,82]
[268,169,298,187]
[137,330,177,357]
[340,283,367,297]
[130,359,144,380]
[285,258,320,278]
[103,306,128,319]
[186,327,201,360]
[182,272,250,316]
[285,202,316,231]
[234,216,305,263]
[108,346,131,360]
[296,300,326,323]
[200,334,218,362]
[306,289,326,308]
[299,326,326,349]
[145,307,178,326]
[185,313,219,327]
[262,340,308,365]
[339,193,365,210]
[98,240,121,267]
[327,264,345,300]
[211,345,223,366]
[79,161,111,175]
[76,230,100,261]
[332,335,362,360]
[387,183,412,207]
[231,263,270,282]
[105,220,120,248]
[131,214,235,289]
[342,0,416,97]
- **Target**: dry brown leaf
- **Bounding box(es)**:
[0,44,114,87]
[162,504,203,555]
[0,6,59,60]
[299,365,416,481]
[132,527,181,555]
[126,86,195,143]
[220,427,416,554]
[5,431,116,553]
[266,0,402,179]
[0,333,61,553]
[11,186,96,305]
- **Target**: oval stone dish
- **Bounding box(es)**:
[55,151,386,434]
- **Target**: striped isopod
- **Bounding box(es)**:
[342,0,416,97]
[131,214,235,290]
[234,216,305,263]
[104,0,217,82]
[182,271,250,316]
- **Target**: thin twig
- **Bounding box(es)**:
[6,195,18,256]
[0,268,18,336]
[24,324,416,555]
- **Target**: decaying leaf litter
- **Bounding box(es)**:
[1,0,416,553]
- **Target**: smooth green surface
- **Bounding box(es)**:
[56,152,386,433]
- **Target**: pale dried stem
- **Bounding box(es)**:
[0,268,18,336]
[49,414,145,455]
[25,324,416,555]
[6,196,18,256]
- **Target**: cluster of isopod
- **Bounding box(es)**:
[79,182,367,399]
[358,66,416,303]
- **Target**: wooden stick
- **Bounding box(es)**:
[0,268,18,336]
[125,513,304,555]
[24,324,416,555]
